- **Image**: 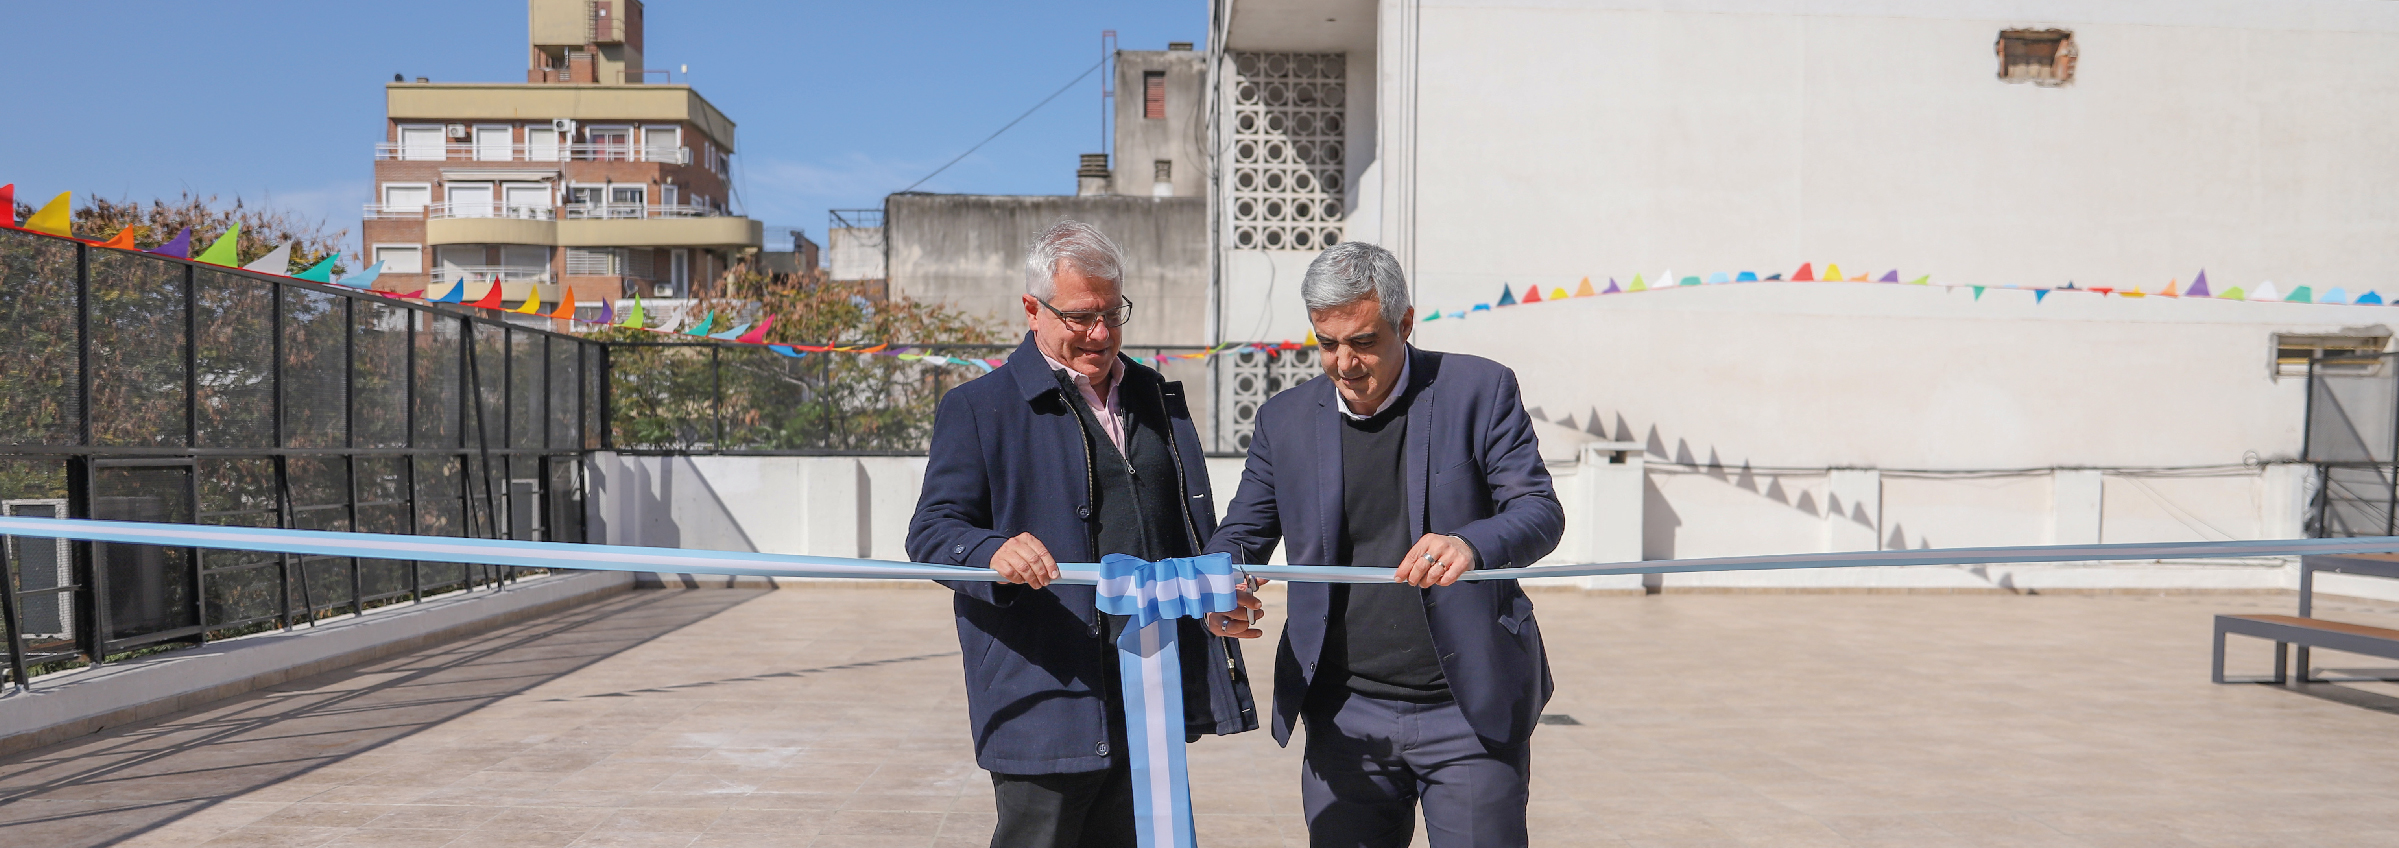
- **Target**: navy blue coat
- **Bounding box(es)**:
[907,334,1259,774]
[1207,347,1564,749]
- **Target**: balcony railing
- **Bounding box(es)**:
[365,203,729,221]
[375,142,692,165]
[434,265,554,286]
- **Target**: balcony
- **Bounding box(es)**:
[375,142,691,164]
[366,203,731,222]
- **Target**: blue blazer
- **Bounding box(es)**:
[1207,346,1563,749]
[906,334,1259,775]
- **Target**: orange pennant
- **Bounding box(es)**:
[2159,279,2179,298]
[93,226,142,250]
[550,287,578,319]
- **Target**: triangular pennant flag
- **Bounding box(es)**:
[597,297,615,325]
[292,253,340,283]
[1823,263,1843,280]
[619,296,646,328]
[242,243,292,275]
[513,284,544,314]
[432,278,466,303]
[685,310,717,336]
[147,227,193,258]
[1680,276,1701,286]
[1706,272,1730,284]
[2160,279,2179,298]
[1550,287,1569,301]
[2062,281,2078,290]
[1791,263,1814,282]
[1847,272,1868,282]
[2222,287,2246,301]
[737,315,775,344]
[1971,286,1985,300]
[25,192,71,237]
[2285,285,2311,303]
[2034,289,2049,303]
[768,344,804,358]
[1471,304,1490,312]
[0,184,13,228]
[470,279,506,309]
[550,287,578,319]
[1521,285,1543,303]
[1601,278,1621,294]
[2090,287,2114,296]
[1907,275,1929,285]
[337,261,384,289]
[1303,330,1318,346]
[2187,270,2211,298]
[2251,281,2281,302]
[2322,287,2348,305]
[193,224,242,266]
[1422,311,1441,321]
[1447,311,1464,320]
[1735,271,1758,282]
[1497,284,1517,306]
[93,227,141,250]
[2122,285,2147,299]
[710,323,751,340]
[2360,291,2386,305]
[1877,270,1899,283]
[1628,274,1647,292]
[1574,277,1596,297]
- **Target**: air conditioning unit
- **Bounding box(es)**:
[551,118,576,134]
[445,123,468,139]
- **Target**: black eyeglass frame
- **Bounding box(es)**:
[1037,296,1135,330]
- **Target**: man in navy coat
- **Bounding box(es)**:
[907,221,1261,848]
[1208,242,1564,848]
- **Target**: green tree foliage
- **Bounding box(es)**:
[596,260,1009,452]
[69,193,350,277]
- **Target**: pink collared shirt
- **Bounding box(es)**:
[1044,353,1128,453]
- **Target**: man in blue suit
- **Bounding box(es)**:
[1208,242,1564,848]
[908,221,1260,848]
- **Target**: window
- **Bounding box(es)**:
[565,247,623,276]
[526,127,560,162]
[1152,160,1174,197]
[372,244,422,274]
[398,126,445,161]
[564,185,603,208]
[1997,29,2076,86]
[501,245,551,275]
[587,127,631,161]
[1144,71,1167,119]
[2277,334,2390,376]
[610,185,647,216]
[671,249,690,294]
[642,126,680,162]
[473,125,513,161]
[502,183,550,218]
[436,245,485,272]
[381,183,431,212]
[445,183,494,218]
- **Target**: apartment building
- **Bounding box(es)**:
[360,0,762,308]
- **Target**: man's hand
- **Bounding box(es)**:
[1393,534,1476,587]
[989,533,1059,589]
[1205,579,1268,639]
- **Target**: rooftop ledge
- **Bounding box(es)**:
[386,82,736,149]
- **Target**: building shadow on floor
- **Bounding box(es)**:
[0,588,763,848]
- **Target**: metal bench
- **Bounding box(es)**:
[2213,554,2399,684]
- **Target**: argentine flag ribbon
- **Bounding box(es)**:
[1095,552,1241,848]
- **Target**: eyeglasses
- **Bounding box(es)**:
[1038,297,1135,330]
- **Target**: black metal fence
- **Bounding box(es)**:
[0,226,600,685]
[2304,352,2399,536]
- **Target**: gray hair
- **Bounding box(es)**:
[1024,220,1125,299]
[1302,242,1411,328]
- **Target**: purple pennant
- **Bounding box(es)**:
[2187,270,2211,298]
[1601,278,1622,294]
[598,298,615,325]
[1877,270,1899,283]
[146,227,193,258]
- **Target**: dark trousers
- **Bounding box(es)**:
[1300,689,1532,848]
[990,761,1136,848]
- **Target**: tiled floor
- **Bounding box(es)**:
[3,586,2397,847]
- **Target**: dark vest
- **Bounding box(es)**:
[1059,370,1194,563]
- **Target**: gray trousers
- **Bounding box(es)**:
[1300,690,1532,848]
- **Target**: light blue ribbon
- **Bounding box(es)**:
[1095,553,1238,848]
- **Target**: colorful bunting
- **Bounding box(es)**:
[1574,278,1596,297]
[470,280,505,309]
[0,184,13,228]
[1496,284,1517,306]
[1303,330,1318,346]
[1877,270,1899,283]
[1521,285,1542,304]
[2322,287,2349,305]
[619,296,646,328]
[1971,286,1985,300]
[432,277,466,303]
[1735,271,1758,282]
[25,192,71,237]
[193,224,241,266]
[2160,280,2179,298]
[243,243,292,275]
[1823,263,1843,280]
[2251,282,2281,302]
[1550,287,1569,300]
[293,253,340,283]
[1601,278,1621,294]
[550,288,578,319]
[337,261,384,290]
[1792,263,1814,282]
[709,323,751,340]
[2362,292,2387,305]
[597,297,615,325]
[513,285,544,314]
[2188,271,2211,298]
[1679,276,1701,286]
[147,227,193,258]
[1707,272,1730,284]
[93,227,141,250]
[2222,287,2246,301]
[685,310,717,336]
[2034,289,2049,303]
[2286,285,2312,303]
[736,315,774,344]
[1907,275,1929,285]
[1628,274,1647,292]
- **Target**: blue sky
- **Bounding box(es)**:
[0,0,1208,257]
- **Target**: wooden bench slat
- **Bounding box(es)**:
[2222,614,2399,642]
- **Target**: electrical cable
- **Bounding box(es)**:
[899,58,1106,194]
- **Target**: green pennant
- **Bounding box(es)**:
[619,296,647,328]
[193,224,242,266]
[1908,275,1930,285]
[1971,286,1985,300]
[292,252,341,282]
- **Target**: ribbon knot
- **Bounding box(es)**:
[1095,552,1239,628]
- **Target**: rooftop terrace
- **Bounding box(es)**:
[2,586,2396,847]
